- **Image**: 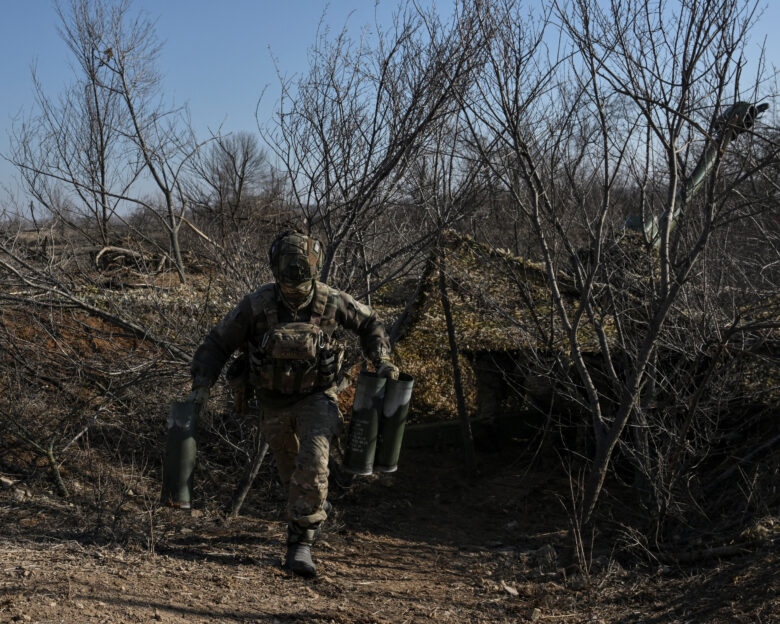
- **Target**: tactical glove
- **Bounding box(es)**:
[375,357,400,380]
[188,385,210,405]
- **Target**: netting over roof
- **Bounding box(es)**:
[395,231,616,354]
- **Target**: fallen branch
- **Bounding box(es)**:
[0,243,191,362]
[95,246,149,269]
[57,407,107,465]
[662,543,755,564]
[228,436,270,520]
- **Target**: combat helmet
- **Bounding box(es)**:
[269,229,324,286]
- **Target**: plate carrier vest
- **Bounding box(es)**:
[249,282,342,394]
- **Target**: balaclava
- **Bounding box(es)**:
[269,230,323,309]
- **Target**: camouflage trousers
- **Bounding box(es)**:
[260,390,342,531]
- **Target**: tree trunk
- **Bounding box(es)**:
[438,257,477,477]
[165,192,187,283]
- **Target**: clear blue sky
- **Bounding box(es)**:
[1,0,778,200]
[0,0,404,198]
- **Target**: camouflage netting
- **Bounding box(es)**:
[390,231,616,421]
[388,230,778,422]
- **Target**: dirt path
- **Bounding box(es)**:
[1,447,777,623]
[0,529,527,623]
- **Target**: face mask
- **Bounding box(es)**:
[278,253,314,284]
[279,280,313,308]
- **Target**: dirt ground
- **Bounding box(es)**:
[1,444,777,624]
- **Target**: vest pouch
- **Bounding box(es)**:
[317,346,344,386]
[253,322,324,394]
[264,322,323,360]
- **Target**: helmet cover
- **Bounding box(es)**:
[269,230,323,286]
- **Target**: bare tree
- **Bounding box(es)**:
[187,132,272,241]
[461,0,779,534]
[96,0,206,282]
[8,0,136,245]
[260,1,487,287]
[9,0,205,282]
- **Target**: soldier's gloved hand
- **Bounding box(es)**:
[376,358,399,380]
[188,385,210,405]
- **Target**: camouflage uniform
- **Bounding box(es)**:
[191,281,392,532]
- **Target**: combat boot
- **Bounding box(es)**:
[285,526,318,578]
[284,502,332,578]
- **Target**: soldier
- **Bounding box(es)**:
[189,229,398,577]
